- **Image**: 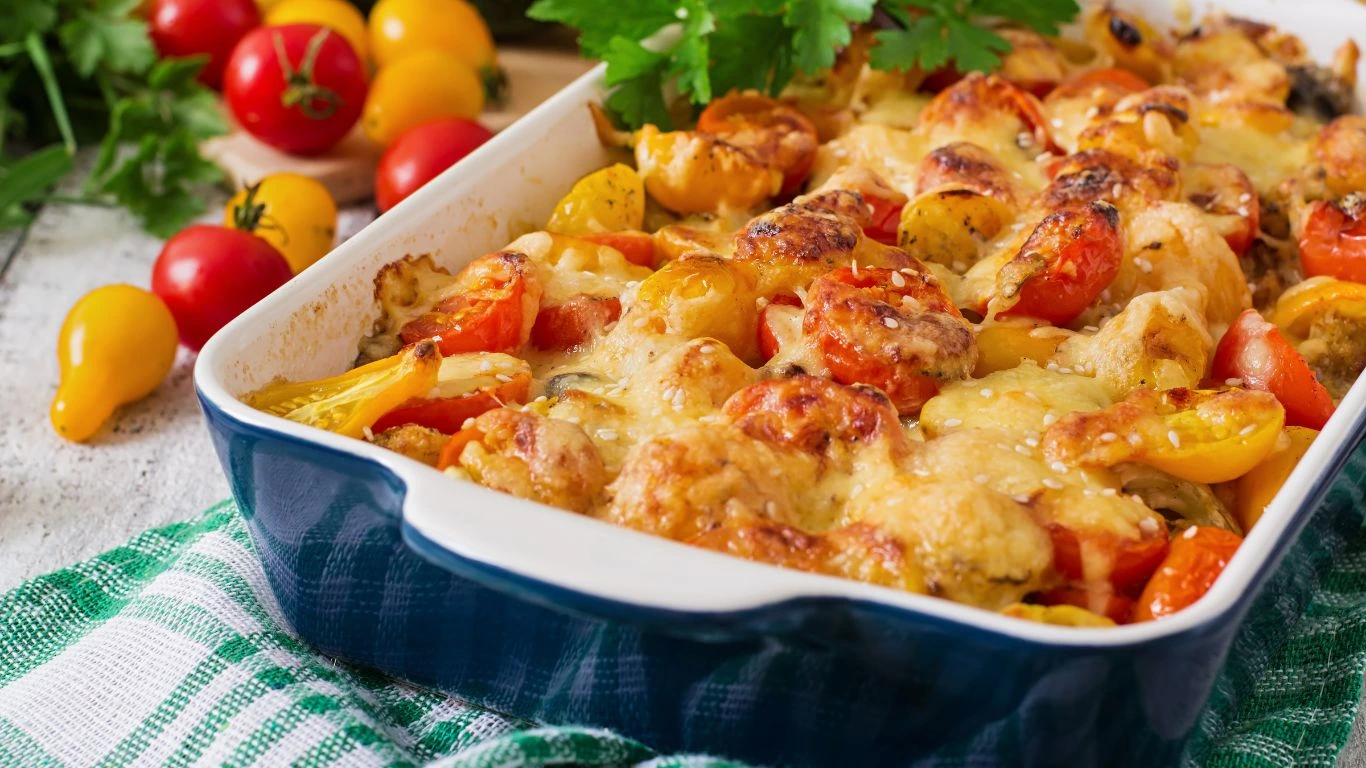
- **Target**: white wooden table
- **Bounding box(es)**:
[1,186,1364,766]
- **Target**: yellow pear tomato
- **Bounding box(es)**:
[247,341,442,438]
[225,173,338,274]
[266,0,370,63]
[1141,389,1286,484]
[1234,426,1319,531]
[1270,276,1366,342]
[545,164,646,236]
[362,50,484,146]
[368,0,495,71]
[51,285,179,443]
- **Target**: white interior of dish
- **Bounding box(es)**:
[197,0,1366,646]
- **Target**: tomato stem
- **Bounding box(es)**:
[272,29,343,121]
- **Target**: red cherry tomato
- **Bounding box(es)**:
[1299,199,1366,284]
[696,92,819,197]
[1212,309,1336,429]
[1134,527,1242,621]
[1051,67,1150,100]
[223,24,367,156]
[150,225,293,350]
[757,302,803,361]
[149,0,260,89]
[579,231,657,268]
[372,372,530,434]
[530,295,622,352]
[863,193,905,246]
[399,251,540,356]
[1047,521,1169,594]
[996,201,1123,325]
[376,118,494,212]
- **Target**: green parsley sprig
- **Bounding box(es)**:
[2,0,226,236]
[528,0,1080,129]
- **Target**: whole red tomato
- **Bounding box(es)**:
[224,24,367,156]
[149,0,260,89]
[376,118,494,212]
[151,225,293,350]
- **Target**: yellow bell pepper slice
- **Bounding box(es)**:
[247,341,442,438]
[1001,603,1115,627]
[1233,426,1318,531]
[1270,277,1366,342]
[546,164,646,236]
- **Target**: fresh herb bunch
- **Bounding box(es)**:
[527,0,1080,129]
[1,0,226,235]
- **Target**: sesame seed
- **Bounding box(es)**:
[900,267,917,275]
[626,280,639,288]
[362,426,375,440]
[1083,488,1096,497]
[1015,444,1032,455]
[1025,437,1039,447]
[1035,152,1052,163]
[756,296,770,309]
[952,260,968,272]
[1057,367,1073,375]
[1050,461,1068,473]
[1128,433,1143,446]
[1183,526,1199,539]
[1083,325,1099,333]
[598,429,618,441]
[478,359,494,372]
[1239,424,1257,436]
[1013,493,1033,504]
[1135,257,1154,273]
[1025,392,1041,402]
[852,260,860,277]
[913,468,932,477]
[494,373,512,382]
[461,417,475,429]
[944,418,963,428]
[432,335,443,343]
[1084,106,1100,119]
[700,344,716,354]
[1101,488,1118,496]
[1042,478,1064,490]
[1139,518,1159,535]
[632,316,647,328]
[980,388,994,397]
[765,500,778,516]
[1043,413,1058,426]
[1046,361,1060,371]
[974,473,989,484]
[1239,192,1252,203]
[883,317,899,329]
[1100,431,1118,442]
[1111,183,1123,198]
[890,271,906,287]
[1051,118,1064,128]
[533,396,547,403]
[1225,377,1244,387]
[1168,430,1182,448]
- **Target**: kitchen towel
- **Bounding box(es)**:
[1,482,1365,767]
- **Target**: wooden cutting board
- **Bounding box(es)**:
[202,47,597,205]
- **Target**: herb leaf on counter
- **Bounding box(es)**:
[531,0,1081,129]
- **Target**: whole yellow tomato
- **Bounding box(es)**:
[52,285,179,443]
[362,50,484,146]
[266,0,371,62]
[368,0,495,71]
[225,173,338,274]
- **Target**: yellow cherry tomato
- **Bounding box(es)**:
[225,173,338,274]
[369,0,495,71]
[1270,276,1366,342]
[1140,389,1286,484]
[546,164,646,236]
[632,124,781,215]
[972,319,1068,377]
[633,256,760,360]
[247,341,442,438]
[52,285,179,443]
[1234,426,1318,531]
[266,0,370,62]
[362,50,484,146]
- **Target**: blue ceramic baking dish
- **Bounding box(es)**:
[194,1,1366,764]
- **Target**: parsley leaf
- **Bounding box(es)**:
[870,14,948,72]
[785,0,877,74]
[944,16,1012,73]
[973,0,1081,36]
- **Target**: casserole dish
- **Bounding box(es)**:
[196,0,1366,763]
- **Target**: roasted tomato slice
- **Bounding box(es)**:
[1047,521,1170,595]
[803,265,975,414]
[578,231,657,268]
[399,251,541,356]
[1212,309,1336,430]
[1054,67,1151,98]
[995,201,1123,325]
[1134,526,1242,621]
[697,91,819,196]
[722,374,908,456]
[918,73,1061,155]
[863,193,906,246]
[1184,163,1259,257]
[372,353,531,434]
[1298,197,1366,284]
[530,294,622,352]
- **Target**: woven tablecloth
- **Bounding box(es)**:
[2,484,1366,767]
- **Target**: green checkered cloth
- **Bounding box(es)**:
[1,495,1365,767]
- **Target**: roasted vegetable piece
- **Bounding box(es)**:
[803,266,975,415]
[1134,526,1243,621]
[399,251,542,356]
[972,320,1067,376]
[1212,309,1336,430]
[530,295,622,352]
[1298,196,1366,284]
[372,353,532,433]
[898,187,1014,271]
[994,201,1124,325]
[546,164,646,236]
[1048,520,1170,595]
[1183,163,1259,257]
[579,231,657,267]
[1234,427,1318,531]
[1003,602,1117,628]
[917,73,1060,155]
[1044,388,1286,485]
[696,92,819,196]
[722,375,910,460]
[1083,8,1168,84]
[249,341,441,438]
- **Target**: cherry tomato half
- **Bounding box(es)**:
[372,353,531,433]
[1299,198,1366,284]
[376,118,494,212]
[530,294,622,352]
[1134,527,1242,621]
[697,92,819,196]
[224,24,368,156]
[150,225,293,350]
[996,201,1123,325]
[1047,521,1170,595]
[1212,309,1336,430]
[863,193,906,246]
[578,231,656,268]
[150,0,260,89]
[399,251,541,356]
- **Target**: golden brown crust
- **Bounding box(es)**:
[458,409,607,514]
[371,425,449,467]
